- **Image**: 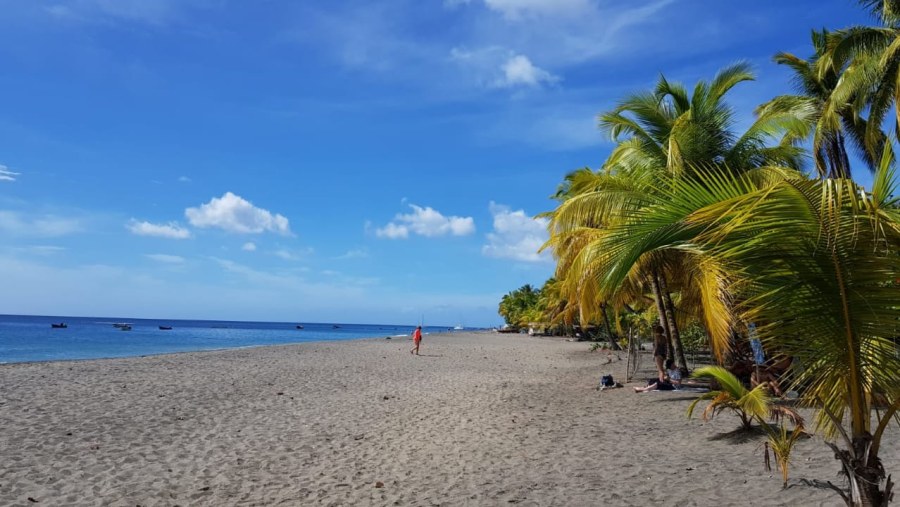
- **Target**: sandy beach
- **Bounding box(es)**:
[1,331,895,506]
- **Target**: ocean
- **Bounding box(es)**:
[0,314,466,364]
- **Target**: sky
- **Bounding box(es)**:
[0,0,874,327]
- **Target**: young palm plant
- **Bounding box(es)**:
[762,420,807,489]
[686,366,803,431]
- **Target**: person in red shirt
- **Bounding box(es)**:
[410,326,422,355]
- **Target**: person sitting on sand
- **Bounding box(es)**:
[410,326,422,356]
[634,359,681,393]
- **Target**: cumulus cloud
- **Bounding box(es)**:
[376,204,475,239]
[144,253,185,264]
[451,48,557,89]
[185,192,291,235]
[0,165,20,182]
[242,242,257,252]
[127,220,191,239]
[482,202,550,262]
[497,54,558,88]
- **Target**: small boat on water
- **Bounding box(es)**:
[159,326,173,330]
[295,325,304,329]
[120,325,132,331]
[51,323,67,329]
[112,323,132,329]
[332,325,340,329]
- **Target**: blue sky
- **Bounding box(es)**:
[0,0,873,326]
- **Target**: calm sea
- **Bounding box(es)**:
[0,314,465,364]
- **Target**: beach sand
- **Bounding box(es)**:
[1,331,895,506]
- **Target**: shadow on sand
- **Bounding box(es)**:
[708,426,767,444]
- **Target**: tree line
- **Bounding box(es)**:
[499,2,900,504]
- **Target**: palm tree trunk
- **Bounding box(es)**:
[659,275,689,373]
[600,304,621,350]
[650,271,674,358]
[825,435,892,506]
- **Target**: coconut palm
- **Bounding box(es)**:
[761,29,884,178]
[687,366,803,431]
[545,63,809,370]
[598,61,807,177]
[817,2,900,168]
[498,284,541,329]
[763,420,807,489]
[582,153,900,505]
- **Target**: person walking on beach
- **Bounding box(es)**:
[652,324,668,383]
[410,326,422,355]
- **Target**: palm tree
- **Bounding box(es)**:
[817,2,900,168]
[761,29,884,178]
[582,155,900,505]
[498,284,541,329]
[545,63,808,371]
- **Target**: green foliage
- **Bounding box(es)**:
[762,421,807,488]
[687,366,804,431]
[497,284,541,329]
[679,321,709,356]
[538,5,900,500]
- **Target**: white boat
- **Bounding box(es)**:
[453,325,464,330]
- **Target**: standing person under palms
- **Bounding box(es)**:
[651,325,668,383]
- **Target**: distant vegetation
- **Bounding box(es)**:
[499,2,900,504]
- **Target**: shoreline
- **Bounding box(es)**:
[0,326,467,367]
[1,331,895,505]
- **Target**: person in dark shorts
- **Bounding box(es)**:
[634,359,682,392]
[652,324,668,383]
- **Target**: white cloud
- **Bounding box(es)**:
[127,219,191,239]
[482,202,550,262]
[0,165,20,182]
[450,48,557,90]
[242,242,257,252]
[496,54,558,88]
[178,176,191,183]
[0,211,82,237]
[376,204,475,239]
[185,192,291,235]
[376,222,409,239]
[145,253,185,264]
